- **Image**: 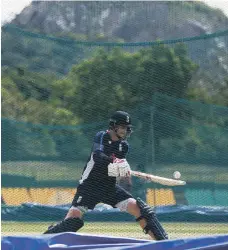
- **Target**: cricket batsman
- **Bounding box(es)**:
[44,111,168,240]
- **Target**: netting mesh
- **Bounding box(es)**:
[1,1,228,239]
[2,93,228,182]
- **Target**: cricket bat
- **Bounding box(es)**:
[131,170,186,186]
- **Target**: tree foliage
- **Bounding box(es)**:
[2,41,228,164]
[59,45,197,124]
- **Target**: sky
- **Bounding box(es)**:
[1,0,228,24]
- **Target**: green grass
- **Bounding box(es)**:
[2,222,227,239]
[1,161,84,181]
[2,161,228,184]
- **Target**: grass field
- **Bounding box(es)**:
[2,222,227,239]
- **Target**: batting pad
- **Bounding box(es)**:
[2,233,228,250]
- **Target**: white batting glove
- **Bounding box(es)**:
[114,158,131,177]
[108,162,119,177]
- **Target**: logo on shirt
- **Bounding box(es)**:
[119,143,122,152]
[77,196,82,203]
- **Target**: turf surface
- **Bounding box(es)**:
[2,222,227,239]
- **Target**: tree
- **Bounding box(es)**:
[53,45,197,163]
[65,45,197,121]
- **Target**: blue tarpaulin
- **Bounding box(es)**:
[2,233,228,250]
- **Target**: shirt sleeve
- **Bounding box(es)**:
[92,131,113,165]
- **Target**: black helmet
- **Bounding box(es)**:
[109,111,133,138]
[110,111,131,126]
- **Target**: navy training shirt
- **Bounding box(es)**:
[79,130,129,187]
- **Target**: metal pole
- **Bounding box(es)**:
[150,106,156,207]
[150,106,155,168]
